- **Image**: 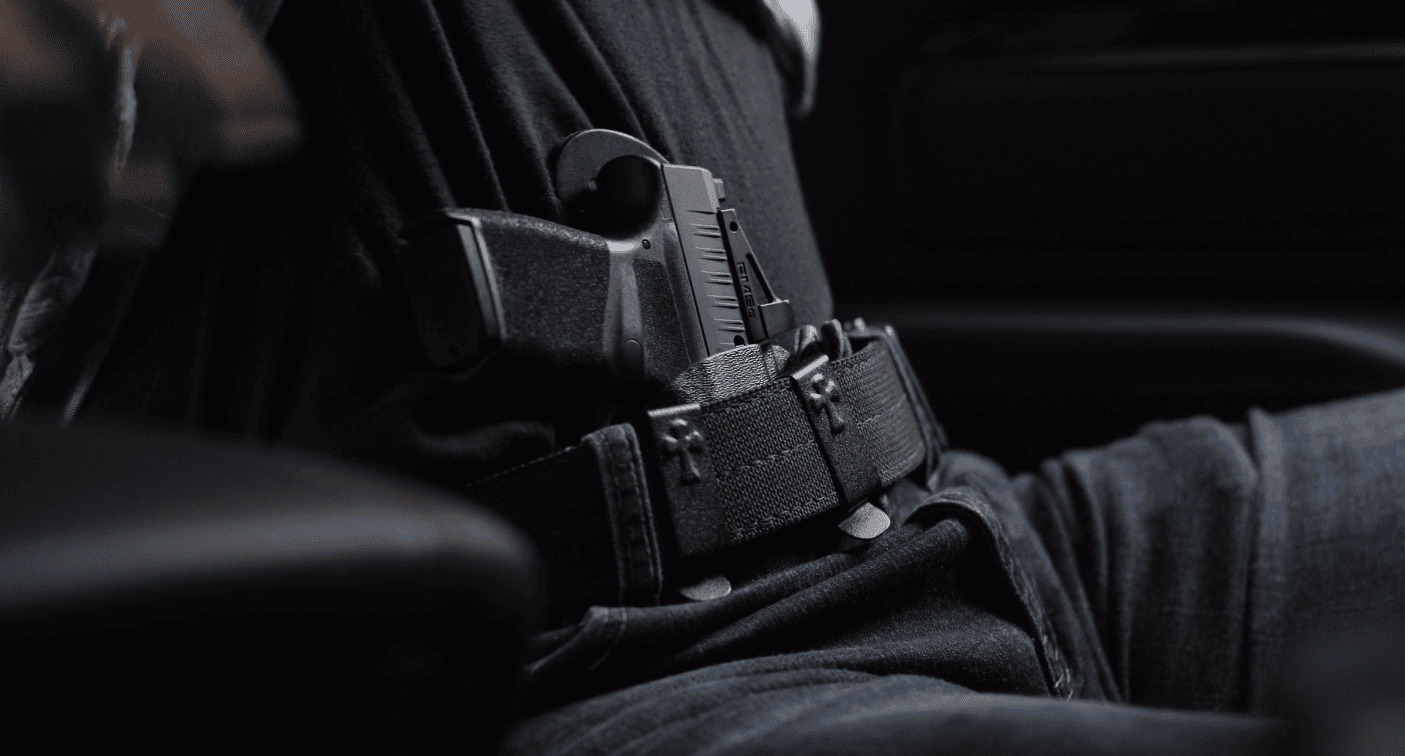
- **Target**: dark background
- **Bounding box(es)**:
[792,0,1405,473]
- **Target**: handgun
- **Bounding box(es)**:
[397,130,795,418]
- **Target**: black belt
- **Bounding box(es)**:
[468,321,944,622]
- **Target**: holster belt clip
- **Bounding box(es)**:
[640,336,928,560]
[787,354,880,508]
[467,326,944,619]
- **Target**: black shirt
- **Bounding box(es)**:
[87,0,832,477]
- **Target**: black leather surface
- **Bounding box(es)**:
[0,420,539,752]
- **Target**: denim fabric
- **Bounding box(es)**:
[501,389,1405,755]
[588,423,665,608]
[505,673,1281,756]
[1015,390,1405,715]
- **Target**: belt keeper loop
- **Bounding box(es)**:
[846,320,945,484]
[788,354,880,509]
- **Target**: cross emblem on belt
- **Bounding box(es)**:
[660,418,706,484]
[805,372,846,433]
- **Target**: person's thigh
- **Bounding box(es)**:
[501,667,1281,756]
[1015,388,1405,714]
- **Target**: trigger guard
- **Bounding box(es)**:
[553,129,667,225]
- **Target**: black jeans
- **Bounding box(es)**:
[501,389,1405,755]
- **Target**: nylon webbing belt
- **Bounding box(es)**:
[468,329,936,618]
